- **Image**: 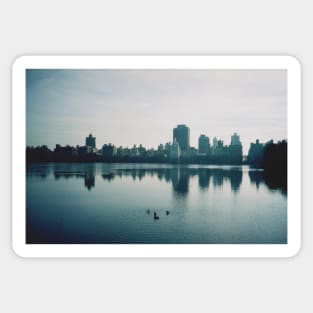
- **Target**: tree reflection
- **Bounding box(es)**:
[249,169,286,195]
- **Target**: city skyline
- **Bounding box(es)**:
[26,69,287,154]
[26,128,281,156]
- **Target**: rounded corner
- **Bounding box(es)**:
[285,55,302,71]
[12,55,28,72]
[286,241,302,259]
[11,242,28,259]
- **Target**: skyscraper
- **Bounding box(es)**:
[231,132,241,146]
[198,134,210,154]
[86,133,96,148]
[212,137,218,150]
[173,124,190,151]
[229,132,243,164]
[169,139,181,162]
[247,139,264,166]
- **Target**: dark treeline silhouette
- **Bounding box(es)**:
[263,141,287,193]
[247,140,287,169]
[248,140,287,194]
[26,146,170,163]
[26,146,53,162]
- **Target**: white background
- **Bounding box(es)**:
[0,1,310,312]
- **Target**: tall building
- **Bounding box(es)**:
[231,132,241,146]
[102,143,117,158]
[86,133,96,148]
[173,124,190,151]
[247,139,264,166]
[169,139,181,162]
[212,137,218,150]
[229,132,243,164]
[198,134,210,154]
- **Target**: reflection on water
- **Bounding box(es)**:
[28,163,284,195]
[26,163,287,244]
[249,170,287,195]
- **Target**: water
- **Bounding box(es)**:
[26,163,287,244]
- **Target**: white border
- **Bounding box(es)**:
[12,56,301,258]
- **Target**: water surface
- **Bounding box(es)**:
[26,163,287,244]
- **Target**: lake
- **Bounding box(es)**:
[26,163,287,244]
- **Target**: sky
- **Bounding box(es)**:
[26,69,287,155]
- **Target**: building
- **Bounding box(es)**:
[147,148,156,157]
[86,133,96,149]
[169,139,181,162]
[173,124,190,151]
[231,132,241,146]
[247,139,264,167]
[185,147,198,158]
[138,144,146,156]
[78,145,94,156]
[158,144,164,152]
[130,145,140,157]
[54,144,77,158]
[229,132,243,164]
[198,134,210,154]
[116,146,126,157]
[102,143,117,158]
[213,140,227,162]
[212,137,218,150]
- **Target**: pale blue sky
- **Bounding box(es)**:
[26,69,287,155]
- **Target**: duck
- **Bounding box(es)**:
[166,210,170,216]
[154,212,159,220]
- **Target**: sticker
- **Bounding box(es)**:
[12,55,301,257]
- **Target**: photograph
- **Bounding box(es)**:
[12,56,301,257]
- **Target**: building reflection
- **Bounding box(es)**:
[30,163,285,195]
[84,166,95,190]
[213,171,224,188]
[170,167,190,197]
[197,168,242,193]
[198,169,211,190]
[102,172,115,181]
[249,170,264,189]
[53,164,96,191]
[100,167,243,196]
[229,170,242,193]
